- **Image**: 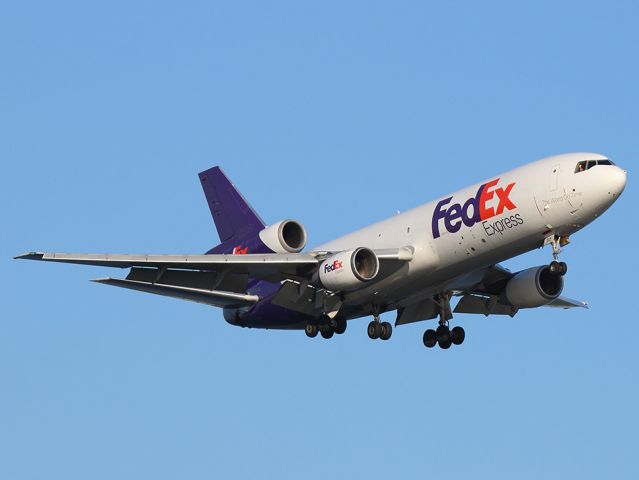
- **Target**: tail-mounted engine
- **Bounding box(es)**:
[318,247,379,291]
[258,219,307,253]
[504,265,564,308]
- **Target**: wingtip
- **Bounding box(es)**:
[14,252,44,260]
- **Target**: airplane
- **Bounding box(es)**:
[16,152,627,349]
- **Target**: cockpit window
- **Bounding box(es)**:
[574,159,615,173]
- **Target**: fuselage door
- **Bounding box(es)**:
[534,164,561,218]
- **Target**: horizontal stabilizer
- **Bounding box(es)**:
[93,278,259,308]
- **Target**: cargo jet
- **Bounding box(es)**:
[16,153,627,349]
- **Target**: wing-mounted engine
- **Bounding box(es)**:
[317,247,379,291]
[504,265,563,308]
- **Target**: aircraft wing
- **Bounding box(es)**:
[545,296,589,309]
[15,248,413,285]
[453,263,588,316]
[15,251,320,282]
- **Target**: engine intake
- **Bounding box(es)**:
[258,219,307,253]
[504,265,563,308]
[318,247,379,291]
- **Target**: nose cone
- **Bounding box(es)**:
[608,166,627,198]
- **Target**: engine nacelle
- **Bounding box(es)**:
[318,247,379,291]
[258,219,307,253]
[504,265,564,308]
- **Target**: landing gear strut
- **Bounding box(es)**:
[367,307,392,341]
[547,234,568,276]
[423,292,465,349]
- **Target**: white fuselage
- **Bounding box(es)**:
[316,153,626,311]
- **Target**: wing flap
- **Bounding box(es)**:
[92,277,259,308]
[454,294,518,316]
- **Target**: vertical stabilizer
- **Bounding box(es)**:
[198,167,266,243]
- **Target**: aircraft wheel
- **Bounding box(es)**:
[451,326,465,345]
[367,321,381,340]
[436,325,452,349]
[549,261,561,275]
[559,261,568,276]
[379,322,392,341]
[320,327,334,339]
[423,329,437,348]
[305,323,318,338]
[333,319,347,335]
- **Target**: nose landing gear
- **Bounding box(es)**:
[549,260,568,276]
[547,234,569,276]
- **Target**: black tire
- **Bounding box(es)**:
[380,322,392,341]
[333,319,347,335]
[436,325,450,342]
[550,261,561,275]
[320,327,334,339]
[423,329,437,348]
[451,326,465,345]
[305,323,318,338]
[367,321,380,339]
[436,325,452,349]
[559,261,568,276]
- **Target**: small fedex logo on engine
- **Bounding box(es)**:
[432,178,520,238]
[324,259,343,273]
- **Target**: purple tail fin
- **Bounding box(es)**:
[199,166,266,243]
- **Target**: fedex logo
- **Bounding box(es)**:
[432,178,517,238]
[324,259,343,273]
[232,245,248,255]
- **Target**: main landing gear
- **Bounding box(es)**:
[305,318,347,340]
[367,314,393,341]
[423,292,465,349]
[548,234,569,276]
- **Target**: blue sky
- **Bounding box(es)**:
[2,1,638,478]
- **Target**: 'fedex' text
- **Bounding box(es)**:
[324,260,343,273]
[432,178,519,239]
